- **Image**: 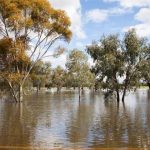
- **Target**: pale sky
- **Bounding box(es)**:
[46,0,150,68]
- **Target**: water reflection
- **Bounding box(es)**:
[0,90,150,149]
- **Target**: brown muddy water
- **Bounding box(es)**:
[0,90,150,149]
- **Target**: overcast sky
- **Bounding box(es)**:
[47,0,150,68]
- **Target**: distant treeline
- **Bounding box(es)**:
[0,0,150,103]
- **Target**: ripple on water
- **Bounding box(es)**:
[0,91,150,148]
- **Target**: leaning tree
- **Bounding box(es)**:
[0,0,72,102]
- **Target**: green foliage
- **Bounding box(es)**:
[87,29,149,101]
[87,35,123,93]
[122,30,149,91]
[51,66,66,92]
[66,49,95,89]
[31,61,51,88]
[136,47,150,88]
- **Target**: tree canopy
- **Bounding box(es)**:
[66,49,95,100]
[87,29,150,102]
[0,0,72,102]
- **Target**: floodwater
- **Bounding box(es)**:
[0,90,150,149]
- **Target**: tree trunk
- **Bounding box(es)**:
[122,86,127,102]
[37,84,39,95]
[19,85,23,102]
[57,87,61,93]
[114,75,120,103]
[81,87,84,91]
[10,89,18,102]
[122,100,126,110]
[148,83,150,89]
[116,89,120,103]
[94,84,97,92]
[122,77,128,102]
[122,69,130,102]
[6,80,18,102]
[79,87,81,102]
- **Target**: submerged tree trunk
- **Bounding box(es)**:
[6,79,18,102]
[79,87,81,101]
[7,83,23,102]
[57,87,61,93]
[94,84,97,92]
[122,69,130,102]
[122,77,129,102]
[122,86,127,102]
[19,85,23,102]
[116,89,120,103]
[37,84,39,95]
[10,87,18,102]
[114,75,120,103]
[81,87,84,91]
[148,83,150,90]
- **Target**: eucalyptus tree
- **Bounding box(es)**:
[0,0,72,102]
[121,30,149,101]
[51,66,66,93]
[139,60,150,89]
[87,29,149,102]
[87,35,123,102]
[137,47,150,89]
[31,61,52,94]
[66,49,95,100]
